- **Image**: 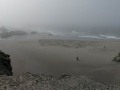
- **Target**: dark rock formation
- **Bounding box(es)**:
[0,50,13,76]
[0,30,28,38]
[113,52,120,62]
[30,31,38,34]
[59,73,71,79]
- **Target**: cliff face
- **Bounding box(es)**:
[0,50,13,76]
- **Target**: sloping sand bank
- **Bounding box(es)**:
[0,72,119,90]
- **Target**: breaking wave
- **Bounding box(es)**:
[78,34,120,39]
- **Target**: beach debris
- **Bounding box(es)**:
[113,52,120,62]
[59,73,71,79]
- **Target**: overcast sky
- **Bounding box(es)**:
[0,0,120,28]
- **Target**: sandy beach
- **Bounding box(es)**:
[0,39,120,85]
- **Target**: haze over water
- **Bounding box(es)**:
[0,0,120,85]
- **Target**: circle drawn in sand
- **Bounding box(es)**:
[89,47,116,54]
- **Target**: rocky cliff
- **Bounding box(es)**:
[0,50,13,76]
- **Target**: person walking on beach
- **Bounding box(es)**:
[76,57,79,61]
[104,46,106,49]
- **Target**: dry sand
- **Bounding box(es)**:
[0,39,120,85]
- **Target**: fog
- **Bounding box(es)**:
[0,0,120,28]
[1,1,120,86]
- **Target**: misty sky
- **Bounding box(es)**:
[0,0,120,28]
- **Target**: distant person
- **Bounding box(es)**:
[103,46,106,49]
[76,57,79,61]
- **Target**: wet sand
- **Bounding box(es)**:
[0,39,120,85]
